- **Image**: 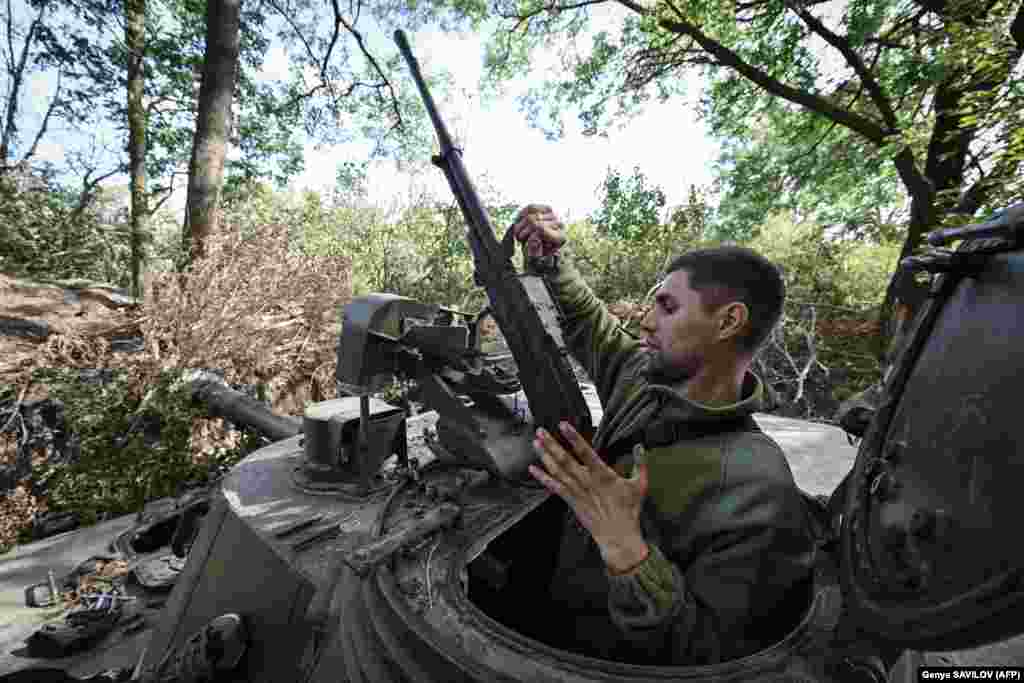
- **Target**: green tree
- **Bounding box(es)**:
[666,184,710,243]
[592,165,666,241]
[472,0,1024,318]
[0,176,133,284]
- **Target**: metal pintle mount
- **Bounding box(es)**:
[292,396,407,497]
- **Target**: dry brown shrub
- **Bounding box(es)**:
[0,484,42,552]
[190,416,245,463]
[816,316,881,339]
[37,330,111,369]
[126,221,352,413]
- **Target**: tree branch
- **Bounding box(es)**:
[65,166,122,230]
[500,0,609,23]
[1,0,46,163]
[5,0,16,75]
[334,4,402,131]
[652,4,888,143]
[21,67,60,163]
[150,170,188,213]
[261,0,345,115]
[261,0,326,79]
[551,0,613,10]
[614,0,645,14]
[956,145,1023,215]
[792,304,820,406]
[1012,1,1023,51]
[782,0,898,130]
[325,0,345,82]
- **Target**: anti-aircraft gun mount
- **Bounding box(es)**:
[290,293,542,498]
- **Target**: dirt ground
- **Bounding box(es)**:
[0,273,139,386]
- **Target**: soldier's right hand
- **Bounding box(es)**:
[512,204,567,259]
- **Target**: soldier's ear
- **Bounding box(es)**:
[718,302,749,342]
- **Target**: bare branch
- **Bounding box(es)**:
[2,0,47,163]
[792,305,819,405]
[334,7,403,131]
[261,0,322,72]
[0,380,30,435]
[150,170,188,213]
[64,166,123,229]
[325,0,345,83]
[5,0,15,74]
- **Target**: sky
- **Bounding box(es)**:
[274,30,718,222]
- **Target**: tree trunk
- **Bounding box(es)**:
[874,195,932,368]
[125,0,147,298]
[181,0,242,264]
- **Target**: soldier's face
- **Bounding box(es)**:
[639,270,722,382]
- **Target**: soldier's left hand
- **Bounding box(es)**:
[529,422,650,573]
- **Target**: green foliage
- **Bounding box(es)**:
[592,166,666,241]
[467,0,1024,269]
[748,214,900,310]
[711,116,904,243]
[32,368,252,525]
[579,170,712,305]
[0,176,141,286]
[219,181,492,311]
[749,214,899,398]
[569,185,711,305]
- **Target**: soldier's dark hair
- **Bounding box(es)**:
[667,246,785,354]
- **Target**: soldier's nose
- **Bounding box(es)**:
[639,307,655,332]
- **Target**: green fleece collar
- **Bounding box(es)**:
[595,368,765,458]
[649,370,765,424]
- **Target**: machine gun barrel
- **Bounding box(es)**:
[393,30,507,277]
[395,29,594,458]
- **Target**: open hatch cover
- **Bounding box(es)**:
[840,240,1024,651]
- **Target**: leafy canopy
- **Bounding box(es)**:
[465,0,1023,248]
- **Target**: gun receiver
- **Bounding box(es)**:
[394,29,594,456]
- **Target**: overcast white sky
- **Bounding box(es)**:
[284,30,717,221]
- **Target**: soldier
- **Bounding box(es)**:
[513,205,816,665]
